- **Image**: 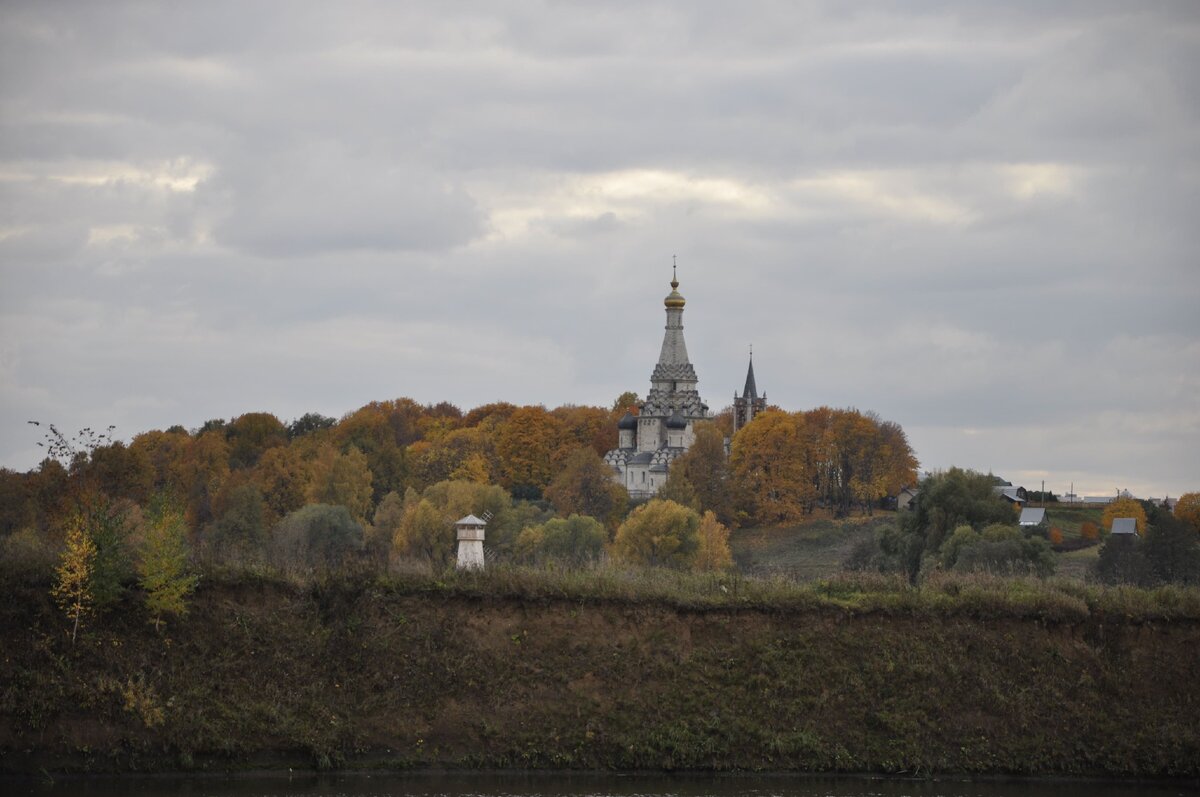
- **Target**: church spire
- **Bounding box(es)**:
[742,347,758,399]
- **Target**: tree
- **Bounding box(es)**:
[493,406,571,498]
[611,392,639,414]
[288,412,336,440]
[670,422,734,525]
[947,523,1055,577]
[1095,534,1149,586]
[657,468,700,512]
[273,504,365,571]
[308,444,374,522]
[138,499,199,631]
[225,412,288,469]
[206,482,269,564]
[515,514,606,565]
[1080,521,1100,542]
[1175,492,1200,534]
[368,491,405,566]
[544,447,628,530]
[613,499,700,569]
[1102,498,1148,536]
[900,467,1016,581]
[53,515,96,645]
[730,410,814,526]
[252,445,310,523]
[393,498,454,566]
[693,511,733,572]
[1142,513,1200,585]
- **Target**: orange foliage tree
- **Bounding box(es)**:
[1102,497,1148,536]
[493,406,571,497]
[1175,492,1200,533]
[730,410,814,526]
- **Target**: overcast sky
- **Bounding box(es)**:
[1,1,1198,498]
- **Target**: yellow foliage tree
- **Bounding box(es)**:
[53,514,96,645]
[137,501,199,632]
[1102,497,1148,536]
[393,498,455,565]
[1175,492,1200,533]
[694,510,733,571]
[493,406,570,495]
[613,499,700,569]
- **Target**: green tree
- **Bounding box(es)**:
[613,499,700,569]
[138,499,199,631]
[1095,534,1149,586]
[900,467,1016,582]
[206,482,268,564]
[515,514,606,565]
[53,515,96,645]
[1143,513,1200,585]
[949,523,1055,577]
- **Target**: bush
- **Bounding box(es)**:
[613,500,700,569]
[1080,521,1099,541]
[515,515,606,566]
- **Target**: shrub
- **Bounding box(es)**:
[614,500,700,569]
[1080,521,1099,541]
[515,514,606,566]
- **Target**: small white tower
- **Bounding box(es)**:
[455,514,487,570]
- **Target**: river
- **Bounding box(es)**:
[5,772,1197,797]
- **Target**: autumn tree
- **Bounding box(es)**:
[544,447,628,530]
[494,406,571,498]
[53,514,96,644]
[225,412,288,469]
[610,391,639,415]
[1175,492,1200,534]
[613,499,700,569]
[251,445,310,523]
[393,497,455,566]
[419,479,521,552]
[1102,497,1148,536]
[368,491,405,566]
[138,499,199,631]
[693,510,733,571]
[170,430,231,528]
[308,444,374,522]
[730,410,814,526]
[1080,521,1100,541]
[670,422,734,524]
[657,468,700,512]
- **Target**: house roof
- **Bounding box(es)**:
[1019,508,1046,525]
[1111,518,1138,535]
[456,514,487,527]
[995,486,1025,503]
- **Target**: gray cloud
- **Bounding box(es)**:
[1,0,1198,498]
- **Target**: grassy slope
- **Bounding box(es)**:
[3,569,1200,777]
[731,509,1106,582]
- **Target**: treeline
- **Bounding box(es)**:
[0,398,918,545]
[846,467,1200,586]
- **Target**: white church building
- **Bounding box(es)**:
[604,269,711,500]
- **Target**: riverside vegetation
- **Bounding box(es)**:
[3,561,1200,776]
[2,403,1199,775]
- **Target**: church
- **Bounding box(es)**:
[604,269,764,500]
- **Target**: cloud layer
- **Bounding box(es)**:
[2,1,1198,497]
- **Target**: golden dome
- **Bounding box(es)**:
[664,269,685,308]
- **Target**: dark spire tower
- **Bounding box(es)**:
[732,346,767,435]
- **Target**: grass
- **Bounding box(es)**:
[5,564,1200,777]
[731,515,891,580]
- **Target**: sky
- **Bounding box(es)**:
[1,1,1198,499]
